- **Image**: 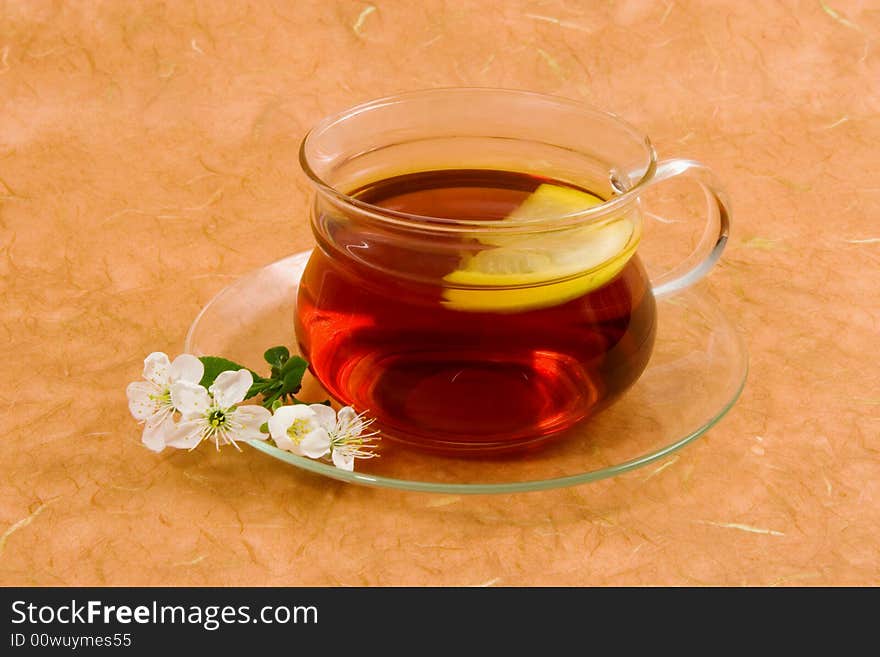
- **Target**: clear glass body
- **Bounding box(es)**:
[296,89,728,455]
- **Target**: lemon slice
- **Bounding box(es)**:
[442,183,638,312]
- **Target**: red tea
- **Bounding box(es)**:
[295,169,656,454]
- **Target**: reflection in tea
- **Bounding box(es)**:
[296,169,656,454]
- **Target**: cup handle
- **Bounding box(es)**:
[641,158,731,298]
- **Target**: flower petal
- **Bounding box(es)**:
[268,405,296,440]
[299,428,330,459]
[170,353,204,384]
[126,381,159,421]
[332,449,355,471]
[336,406,364,437]
[164,419,205,449]
[233,405,271,441]
[141,416,175,452]
[309,403,337,432]
[210,369,253,408]
[143,352,172,386]
[268,406,297,451]
[170,381,211,418]
[271,433,295,452]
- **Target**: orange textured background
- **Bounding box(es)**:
[1,0,878,585]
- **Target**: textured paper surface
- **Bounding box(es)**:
[1,1,878,585]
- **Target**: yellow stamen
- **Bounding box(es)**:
[287,418,311,444]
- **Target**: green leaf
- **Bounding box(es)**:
[198,356,263,392]
[270,399,284,412]
[259,422,269,434]
[279,355,308,378]
[279,361,308,397]
[263,346,290,369]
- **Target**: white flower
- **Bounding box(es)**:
[328,406,379,471]
[268,403,379,471]
[168,369,271,451]
[267,404,334,458]
[126,352,204,452]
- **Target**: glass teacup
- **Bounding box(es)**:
[296,89,729,455]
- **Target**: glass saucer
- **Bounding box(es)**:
[185,251,747,494]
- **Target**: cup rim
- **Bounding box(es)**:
[299,87,657,233]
